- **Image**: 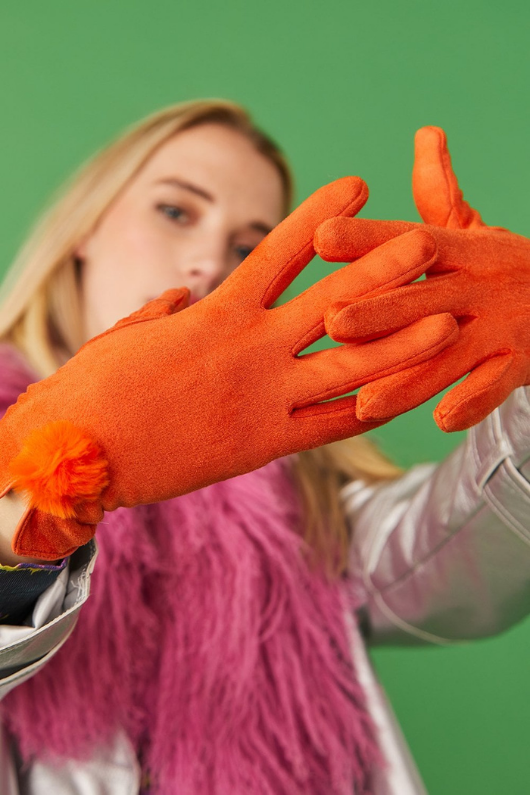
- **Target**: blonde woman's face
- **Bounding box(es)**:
[78,124,285,340]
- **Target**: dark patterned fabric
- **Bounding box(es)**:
[0,559,66,625]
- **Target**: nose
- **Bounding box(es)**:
[178,239,229,295]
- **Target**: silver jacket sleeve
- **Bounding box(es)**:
[0,542,96,699]
[343,386,530,645]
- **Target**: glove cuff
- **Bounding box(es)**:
[12,507,97,560]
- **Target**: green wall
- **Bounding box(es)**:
[0,2,528,791]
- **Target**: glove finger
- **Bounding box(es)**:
[325,274,462,343]
[434,353,525,432]
[232,177,369,308]
[289,314,459,449]
[294,314,458,409]
[76,287,192,355]
[288,229,438,353]
[356,335,480,421]
[413,126,485,230]
[112,288,191,331]
[289,392,386,448]
[315,217,415,262]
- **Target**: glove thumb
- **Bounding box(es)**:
[413,126,485,230]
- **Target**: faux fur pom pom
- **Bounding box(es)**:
[9,420,109,519]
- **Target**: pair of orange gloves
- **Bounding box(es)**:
[2,127,529,560]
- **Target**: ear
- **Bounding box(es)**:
[74,234,90,260]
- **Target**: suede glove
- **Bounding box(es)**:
[315,127,530,432]
[1,177,456,560]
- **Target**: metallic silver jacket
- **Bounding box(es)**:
[1,387,529,794]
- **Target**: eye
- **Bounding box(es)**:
[234,244,254,262]
[157,204,189,223]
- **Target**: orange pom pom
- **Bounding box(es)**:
[9,420,109,519]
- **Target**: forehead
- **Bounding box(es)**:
[138,123,285,224]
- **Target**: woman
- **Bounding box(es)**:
[0,99,528,794]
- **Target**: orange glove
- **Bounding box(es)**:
[1,177,456,560]
[315,127,530,432]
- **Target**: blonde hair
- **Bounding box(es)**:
[0,98,401,574]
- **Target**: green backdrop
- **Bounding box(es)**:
[0,2,528,791]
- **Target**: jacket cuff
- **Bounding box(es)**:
[0,540,96,696]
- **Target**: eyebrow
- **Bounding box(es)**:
[156,177,274,236]
[156,177,214,202]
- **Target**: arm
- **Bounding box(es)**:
[0,346,90,696]
[0,344,55,568]
[344,386,530,645]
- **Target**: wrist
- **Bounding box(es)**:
[0,492,53,565]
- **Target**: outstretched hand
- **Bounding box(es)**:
[315,126,530,432]
[1,176,456,560]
